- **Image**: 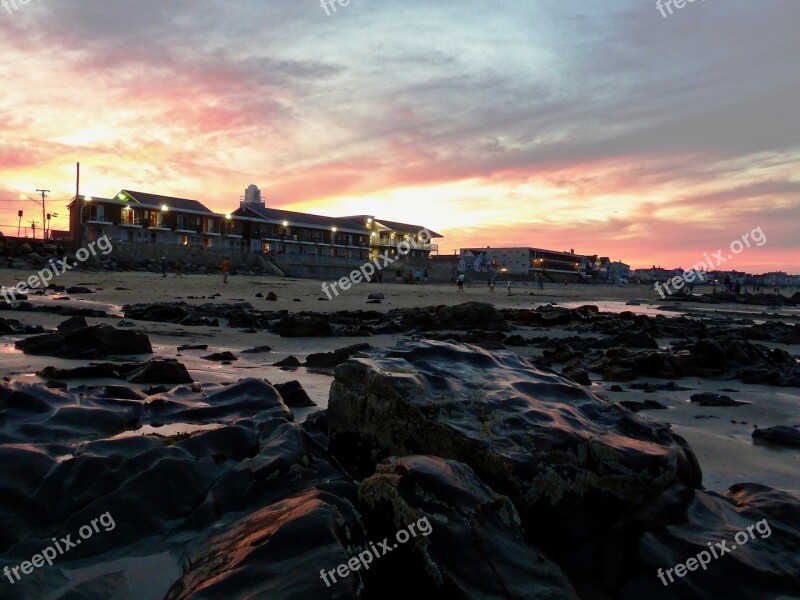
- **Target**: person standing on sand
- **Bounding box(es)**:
[423,269,429,284]
[415,269,422,283]
[457,272,465,292]
[222,257,231,284]
[407,270,413,284]
[488,276,495,293]
[396,269,402,284]
[160,256,168,278]
[506,280,511,295]
[175,260,184,278]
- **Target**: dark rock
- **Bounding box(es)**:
[435,302,509,331]
[273,356,302,368]
[102,386,147,400]
[368,293,385,300]
[15,325,152,359]
[690,392,747,407]
[359,455,578,598]
[611,330,659,349]
[266,291,278,301]
[177,344,208,351]
[57,316,88,332]
[328,339,701,551]
[623,483,800,597]
[305,343,372,369]
[127,359,194,384]
[241,345,272,354]
[202,351,238,362]
[752,426,800,449]
[619,399,668,412]
[562,365,591,385]
[272,316,335,337]
[164,490,364,599]
[273,380,316,408]
[604,366,637,382]
[65,286,93,294]
[144,385,169,396]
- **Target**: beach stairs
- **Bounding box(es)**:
[257,255,285,277]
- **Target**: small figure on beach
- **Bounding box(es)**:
[175,260,184,278]
[396,269,403,283]
[376,270,383,283]
[506,280,512,295]
[160,256,167,278]
[735,281,741,295]
[222,257,231,284]
[488,276,495,293]
[538,274,544,290]
[423,269,429,284]
[415,269,422,283]
[407,270,413,284]
[457,273,465,292]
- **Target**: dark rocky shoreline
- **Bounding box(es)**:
[0,300,798,598]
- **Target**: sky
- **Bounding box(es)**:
[0,0,798,272]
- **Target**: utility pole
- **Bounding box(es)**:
[36,188,50,240]
[17,210,23,237]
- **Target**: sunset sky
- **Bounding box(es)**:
[0,0,798,272]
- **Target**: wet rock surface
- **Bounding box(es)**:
[328,340,702,551]
[752,425,800,448]
[358,455,579,598]
[15,324,153,358]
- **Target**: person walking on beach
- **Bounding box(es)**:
[175,260,184,278]
[488,275,495,293]
[222,257,231,284]
[396,269,403,284]
[160,256,168,278]
[415,269,422,284]
[457,273,465,292]
[423,269,429,284]
[506,280,512,295]
[407,270,413,284]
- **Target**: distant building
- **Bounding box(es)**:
[68,186,442,270]
[458,246,585,281]
[607,260,631,283]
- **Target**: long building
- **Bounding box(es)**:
[458,246,586,282]
[67,185,442,275]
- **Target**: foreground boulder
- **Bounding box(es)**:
[358,455,578,598]
[165,490,364,600]
[328,340,702,552]
[621,483,800,598]
[15,325,152,358]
